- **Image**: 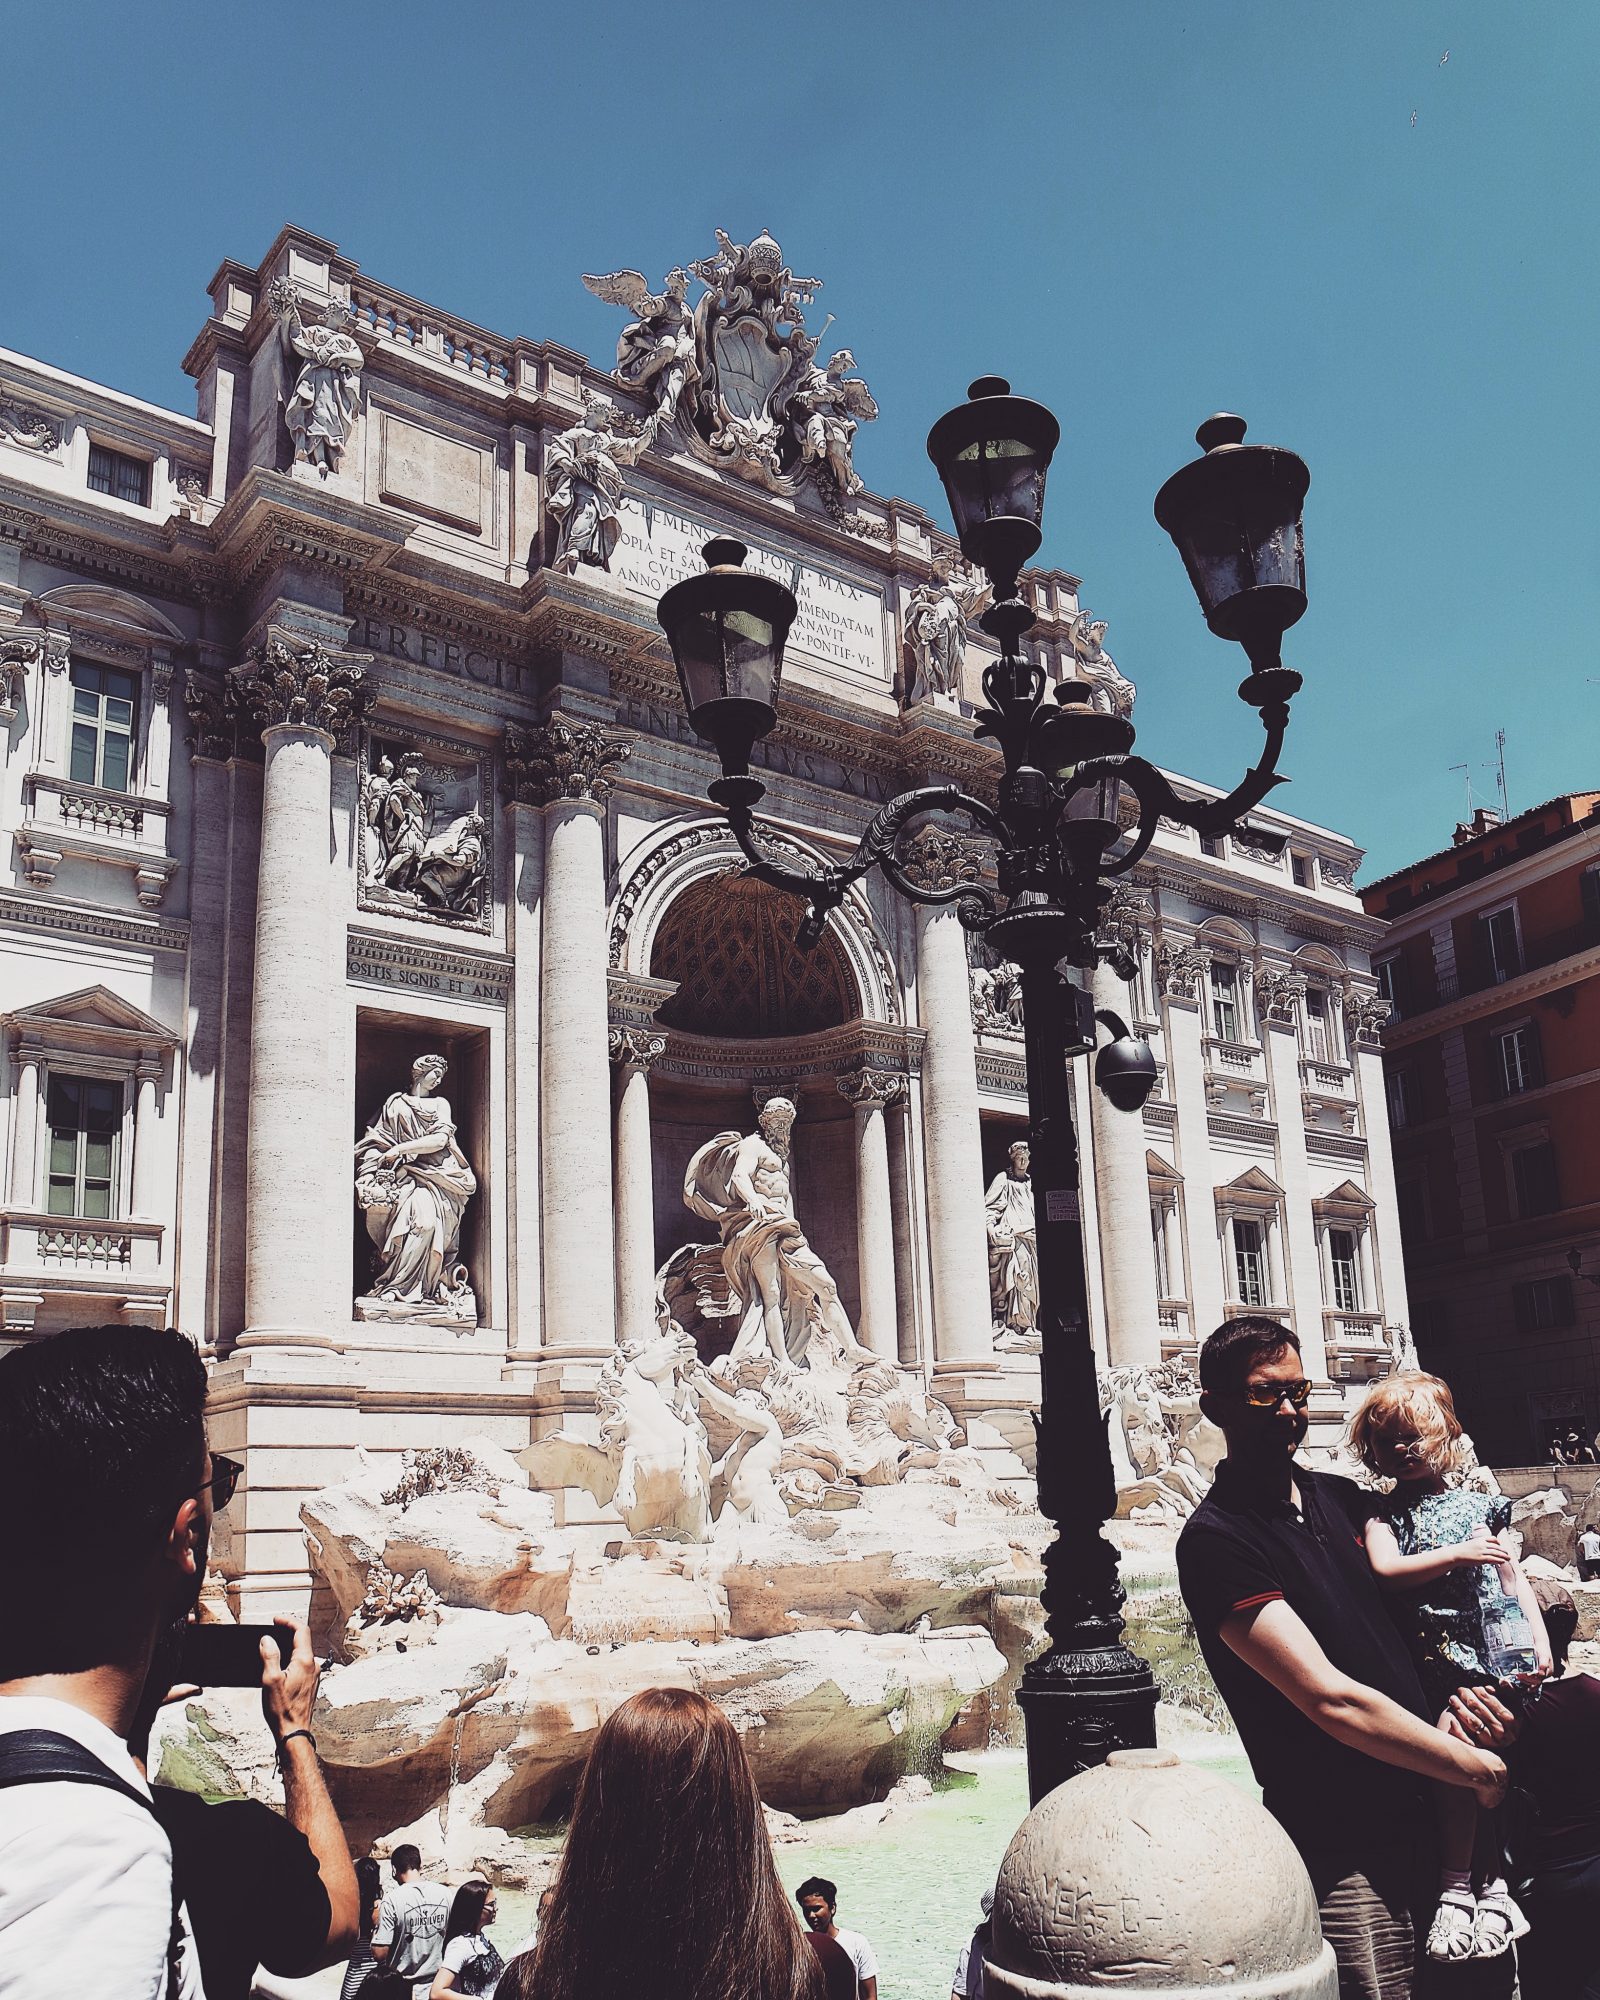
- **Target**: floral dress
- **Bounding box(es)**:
[1384,1487,1512,1711]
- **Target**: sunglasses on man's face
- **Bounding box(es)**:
[1239,1379,1314,1410]
[200,1454,243,1511]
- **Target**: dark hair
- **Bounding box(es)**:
[356,1857,383,1943]
[1198,1316,1301,1397]
[498,1950,539,2000]
[0,1325,208,1678]
[446,1880,492,1943]
[529,1688,821,2000]
[391,1844,422,1878]
[796,1879,837,1909]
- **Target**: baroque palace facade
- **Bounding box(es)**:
[0,225,1404,1612]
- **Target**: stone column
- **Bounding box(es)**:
[503,800,545,1365]
[1158,941,1226,1342]
[234,639,367,1348]
[506,717,631,1352]
[1089,961,1163,1367]
[611,1028,666,1346]
[906,832,994,1367]
[838,1068,904,1360]
[129,1056,162,1217]
[8,1045,40,1207]
[1348,994,1410,1334]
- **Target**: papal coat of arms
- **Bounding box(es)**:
[582,230,878,518]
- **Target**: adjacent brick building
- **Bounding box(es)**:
[1363,794,1600,1462]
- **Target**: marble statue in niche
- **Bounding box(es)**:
[985,1140,1040,1350]
[360,745,487,923]
[354,1053,478,1325]
[903,557,991,705]
[268,280,363,478]
[683,1096,875,1370]
[544,392,648,576]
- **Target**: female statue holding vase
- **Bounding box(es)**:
[354,1054,477,1324]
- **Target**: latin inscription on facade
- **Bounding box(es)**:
[607,496,887,682]
[347,930,512,1004]
[357,616,527,693]
[616,693,893,804]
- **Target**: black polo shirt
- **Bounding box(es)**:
[1176,1459,1430,1852]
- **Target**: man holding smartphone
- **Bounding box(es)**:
[0,1324,218,1997]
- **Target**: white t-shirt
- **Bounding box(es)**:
[0,1693,205,1999]
[1579,1530,1600,1560]
[440,1930,503,1996]
[373,1879,453,1989]
[834,1927,879,1990]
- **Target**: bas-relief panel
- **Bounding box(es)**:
[358,730,491,932]
[602,493,888,683]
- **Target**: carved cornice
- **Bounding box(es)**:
[230,637,369,747]
[836,1066,905,1109]
[503,715,632,807]
[1141,860,1387,950]
[608,1026,667,1073]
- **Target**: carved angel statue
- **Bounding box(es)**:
[270,283,363,478]
[1066,609,1137,717]
[683,1097,874,1371]
[792,349,877,497]
[581,266,699,436]
[903,557,992,704]
[544,392,647,576]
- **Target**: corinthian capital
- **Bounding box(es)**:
[898,822,988,894]
[231,637,368,747]
[836,1067,904,1109]
[503,716,632,808]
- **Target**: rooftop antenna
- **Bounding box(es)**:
[1450,763,1476,816]
[1494,728,1510,818]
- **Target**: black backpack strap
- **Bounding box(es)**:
[0,1728,157,1813]
[0,1728,185,1996]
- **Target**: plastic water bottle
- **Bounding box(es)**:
[1481,1501,1539,1681]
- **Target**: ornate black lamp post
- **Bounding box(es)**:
[657,383,1310,1803]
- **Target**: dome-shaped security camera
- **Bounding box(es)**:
[1093,1010,1159,1113]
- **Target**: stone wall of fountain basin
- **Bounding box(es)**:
[155,1440,1048,1852]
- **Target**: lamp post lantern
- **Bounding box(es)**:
[657,391,1310,1802]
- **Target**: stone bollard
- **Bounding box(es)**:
[984,1748,1338,2000]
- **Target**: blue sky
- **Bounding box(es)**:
[4,2,1593,877]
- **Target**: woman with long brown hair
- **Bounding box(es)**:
[524,1686,822,2000]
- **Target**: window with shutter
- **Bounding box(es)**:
[1496,1024,1542,1096]
[1512,1143,1560,1219]
[1483,906,1522,983]
[1514,1276,1575,1331]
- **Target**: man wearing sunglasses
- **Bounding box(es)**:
[1177,1317,1511,2000]
[0,1323,217,1997]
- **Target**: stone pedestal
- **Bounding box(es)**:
[838,1068,903,1360]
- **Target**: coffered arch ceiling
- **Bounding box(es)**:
[650,873,857,1040]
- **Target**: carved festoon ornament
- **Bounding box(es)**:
[1155,940,1209,999]
[503,716,632,808]
[609,1026,667,1072]
[1343,990,1391,1045]
[0,401,63,453]
[898,823,988,895]
[1254,962,1307,1026]
[902,556,991,706]
[269,280,364,478]
[584,229,878,513]
[1321,854,1358,890]
[231,637,368,746]
[544,392,649,576]
[835,1067,904,1109]
[1065,608,1136,717]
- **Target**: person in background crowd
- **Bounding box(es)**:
[1549,1437,1568,1468]
[342,1858,384,2000]
[133,1612,358,2000]
[1566,1433,1597,1466]
[1349,1372,1550,1963]
[1176,1317,1511,2000]
[951,1888,993,2000]
[527,1687,820,2000]
[431,1879,504,1997]
[1511,1598,1600,2000]
[0,1325,216,1999]
[796,1879,878,2000]
[373,1845,453,1995]
[1577,1528,1600,1584]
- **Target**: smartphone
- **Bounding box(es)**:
[177,1622,283,1688]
